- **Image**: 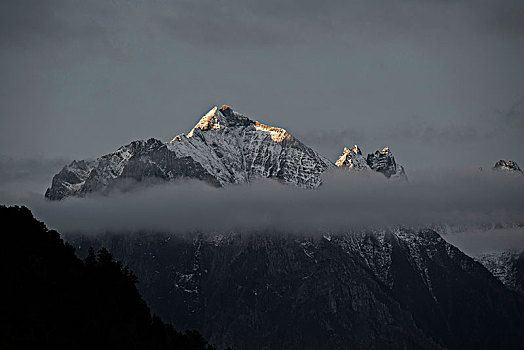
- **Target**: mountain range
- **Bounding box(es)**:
[40,105,524,349]
[68,228,524,349]
[45,105,407,200]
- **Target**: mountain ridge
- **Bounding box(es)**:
[68,227,524,349]
[334,144,407,180]
[45,105,406,200]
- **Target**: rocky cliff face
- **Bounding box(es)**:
[335,145,407,180]
[68,228,524,350]
[334,145,369,170]
[44,138,221,200]
[476,250,524,295]
[45,106,334,200]
[366,147,407,179]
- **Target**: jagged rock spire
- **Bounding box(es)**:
[493,160,523,174]
[335,144,407,180]
[366,146,406,179]
[335,145,369,169]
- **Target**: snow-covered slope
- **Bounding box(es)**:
[335,144,407,180]
[166,105,334,188]
[46,105,334,200]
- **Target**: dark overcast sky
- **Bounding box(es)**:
[1,0,524,171]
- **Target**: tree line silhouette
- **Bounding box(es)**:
[0,205,222,349]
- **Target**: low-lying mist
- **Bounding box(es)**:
[1,162,523,235]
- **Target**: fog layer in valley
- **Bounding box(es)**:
[0,156,522,232]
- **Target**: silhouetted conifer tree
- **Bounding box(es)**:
[0,205,220,350]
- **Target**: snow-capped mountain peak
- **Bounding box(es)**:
[175,105,292,144]
[185,106,221,139]
[46,105,334,199]
[45,105,415,200]
[165,105,331,188]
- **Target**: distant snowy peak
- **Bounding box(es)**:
[46,105,333,199]
[336,145,407,180]
[493,160,523,174]
[335,145,369,170]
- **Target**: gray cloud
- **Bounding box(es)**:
[0,155,66,183]
[0,155,67,201]
[1,156,523,254]
[1,0,524,173]
[295,128,369,161]
[443,228,524,256]
[501,95,524,130]
[1,169,520,235]
[486,0,524,37]
[4,0,524,50]
[158,1,289,48]
[153,0,524,47]
[0,0,112,49]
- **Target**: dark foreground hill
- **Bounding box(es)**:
[0,205,216,350]
[69,229,524,350]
